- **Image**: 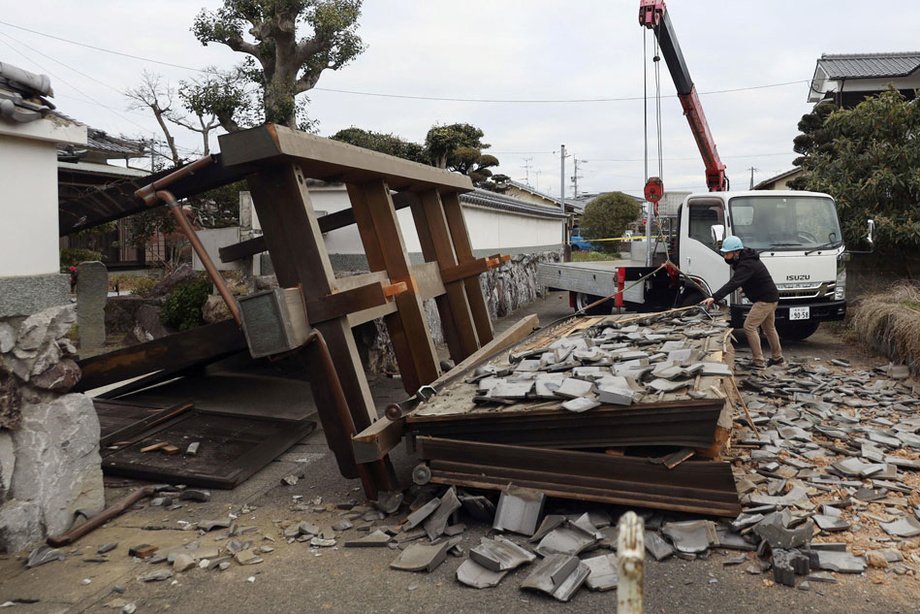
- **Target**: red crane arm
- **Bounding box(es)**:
[639,0,727,192]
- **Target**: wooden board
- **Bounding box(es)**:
[98,407,316,489]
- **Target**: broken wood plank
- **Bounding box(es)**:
[304,281,402,325]
[98,401,194,449]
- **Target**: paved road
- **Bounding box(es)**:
[1,294,917,613]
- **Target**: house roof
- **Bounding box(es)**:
[753,168,803,190]
[460,188,568,220]
[816,52,920,79]
[502,179,566,207]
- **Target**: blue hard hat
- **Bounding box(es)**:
[720,236,744,253]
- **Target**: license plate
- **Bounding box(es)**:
[789,306,810,321]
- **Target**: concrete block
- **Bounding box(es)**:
[76,261,107,350]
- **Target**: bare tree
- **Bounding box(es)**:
[125,71,182,165]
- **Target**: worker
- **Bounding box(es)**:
[700,236,784,369]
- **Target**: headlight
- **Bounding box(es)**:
[835,256,847,301]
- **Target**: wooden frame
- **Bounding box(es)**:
[216,125,507,494]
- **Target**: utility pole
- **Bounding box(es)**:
[561,144,571,262]
[748,166,758,190]
[521,157,533,185]
[571,158,588,198]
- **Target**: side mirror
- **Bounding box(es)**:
[710,224,725,245]
[866,219,876,247]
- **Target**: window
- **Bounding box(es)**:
[687,200,724,253]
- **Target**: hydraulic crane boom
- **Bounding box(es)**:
[639,0,727,192]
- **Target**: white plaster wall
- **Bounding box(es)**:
[310,188,562,255]
[0,137,60,277]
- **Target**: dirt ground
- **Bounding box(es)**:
[2,293,919,614]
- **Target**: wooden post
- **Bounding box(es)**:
[246,164,383,482]
[347,180,440,393]
[410,190,480,362]
[440,191,494,344]
[617,511,644,614]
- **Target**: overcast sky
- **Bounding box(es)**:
[3,1,919,198]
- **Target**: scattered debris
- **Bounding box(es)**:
[493,485,545,537]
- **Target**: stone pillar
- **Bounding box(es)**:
[0,305,104,552]
[76,261,107,350]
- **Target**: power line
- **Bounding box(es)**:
[0,19,810,104]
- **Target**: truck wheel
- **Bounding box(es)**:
[776,320,820,341]
[575,292,613,315]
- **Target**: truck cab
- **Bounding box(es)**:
[677,190,847,339]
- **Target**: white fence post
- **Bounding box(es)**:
[617,511,644,614]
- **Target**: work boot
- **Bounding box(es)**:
[767,357,786,367]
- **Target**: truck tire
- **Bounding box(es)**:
[776,320,820,341]
[575,292,613,315]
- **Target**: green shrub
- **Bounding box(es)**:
[60,248,103,270]
[161,280,212,331]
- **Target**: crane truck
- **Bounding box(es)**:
[538,0,864,340]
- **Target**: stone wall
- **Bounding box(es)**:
[0,305,104,552]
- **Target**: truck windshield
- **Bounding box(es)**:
[728,195,842,251]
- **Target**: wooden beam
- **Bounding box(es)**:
[441,191,494,344]
[76,319,247,393]
[219,124,474,194]
[304,282,404,325]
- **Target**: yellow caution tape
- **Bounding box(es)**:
[577,235,649,243]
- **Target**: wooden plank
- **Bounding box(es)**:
[246,163,376,480]
[351,313,539,464]
[441,191,494,344]
[347,180,440,393]
[98,401,194,448]
[339,263,446,328]
[102,410,316,489]
[219,125,474,194]
[76,319,247,392]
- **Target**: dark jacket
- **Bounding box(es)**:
[711,248,779,303]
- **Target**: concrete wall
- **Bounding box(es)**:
[0,119,85,279]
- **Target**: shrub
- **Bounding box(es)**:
[161,279,212,331]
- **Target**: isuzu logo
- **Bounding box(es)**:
[786,274,811,281]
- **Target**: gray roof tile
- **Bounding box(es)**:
[818,52,920,79]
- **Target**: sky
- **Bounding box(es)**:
[2,0,919,199]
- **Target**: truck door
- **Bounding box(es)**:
[680,197,729,296]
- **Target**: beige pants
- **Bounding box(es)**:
[743,301,783,363]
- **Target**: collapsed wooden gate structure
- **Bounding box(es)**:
[70,124,508,497]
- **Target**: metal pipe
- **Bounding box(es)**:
[304,330,377,499]
[157,190,242,326]
[135,155,215,206]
